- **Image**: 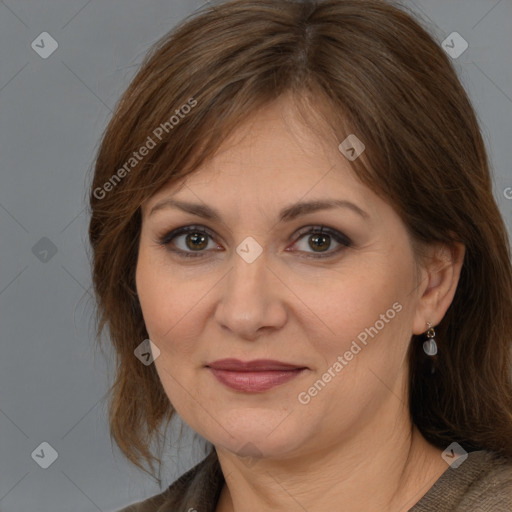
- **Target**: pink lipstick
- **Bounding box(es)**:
[206,359,307,392]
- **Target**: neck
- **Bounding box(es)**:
[215,417,447,512]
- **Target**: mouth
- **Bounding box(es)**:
[206,359,308,392]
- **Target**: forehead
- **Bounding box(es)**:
[145,96,376,216]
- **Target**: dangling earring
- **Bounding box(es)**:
[423,322,438,356]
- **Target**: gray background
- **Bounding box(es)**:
[0,1,511,511]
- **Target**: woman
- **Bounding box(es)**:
[88,0,512,510]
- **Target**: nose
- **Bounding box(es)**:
[213,248,288,341]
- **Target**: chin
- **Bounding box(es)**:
[208,413,308,460]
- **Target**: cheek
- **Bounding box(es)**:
[135,246,212,361]
[295,262,410,340]
[294,270,412,420]
[135,252,205,412]
[293,260,416,401]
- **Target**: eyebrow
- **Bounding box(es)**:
[148,198,369,222]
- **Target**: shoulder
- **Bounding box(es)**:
[116,450,223,512]
[456,451,512,509]
[411,450,512,511]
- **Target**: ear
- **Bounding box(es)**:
[412,242,465,335]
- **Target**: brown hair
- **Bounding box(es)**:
[88,0,512,481]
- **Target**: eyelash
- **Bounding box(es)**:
[157,225,352,260]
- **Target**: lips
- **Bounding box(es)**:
[206,358,305,371]
[206,359,307,392]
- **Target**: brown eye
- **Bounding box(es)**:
[185,232,209,251]
[159,226,220,258]
[308,233,332,252]
[292,226,352,259]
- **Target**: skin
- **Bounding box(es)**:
[135,94,465,512]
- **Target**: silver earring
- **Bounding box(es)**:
[423,322,438,356]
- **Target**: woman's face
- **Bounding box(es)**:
[136,96,427,461]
